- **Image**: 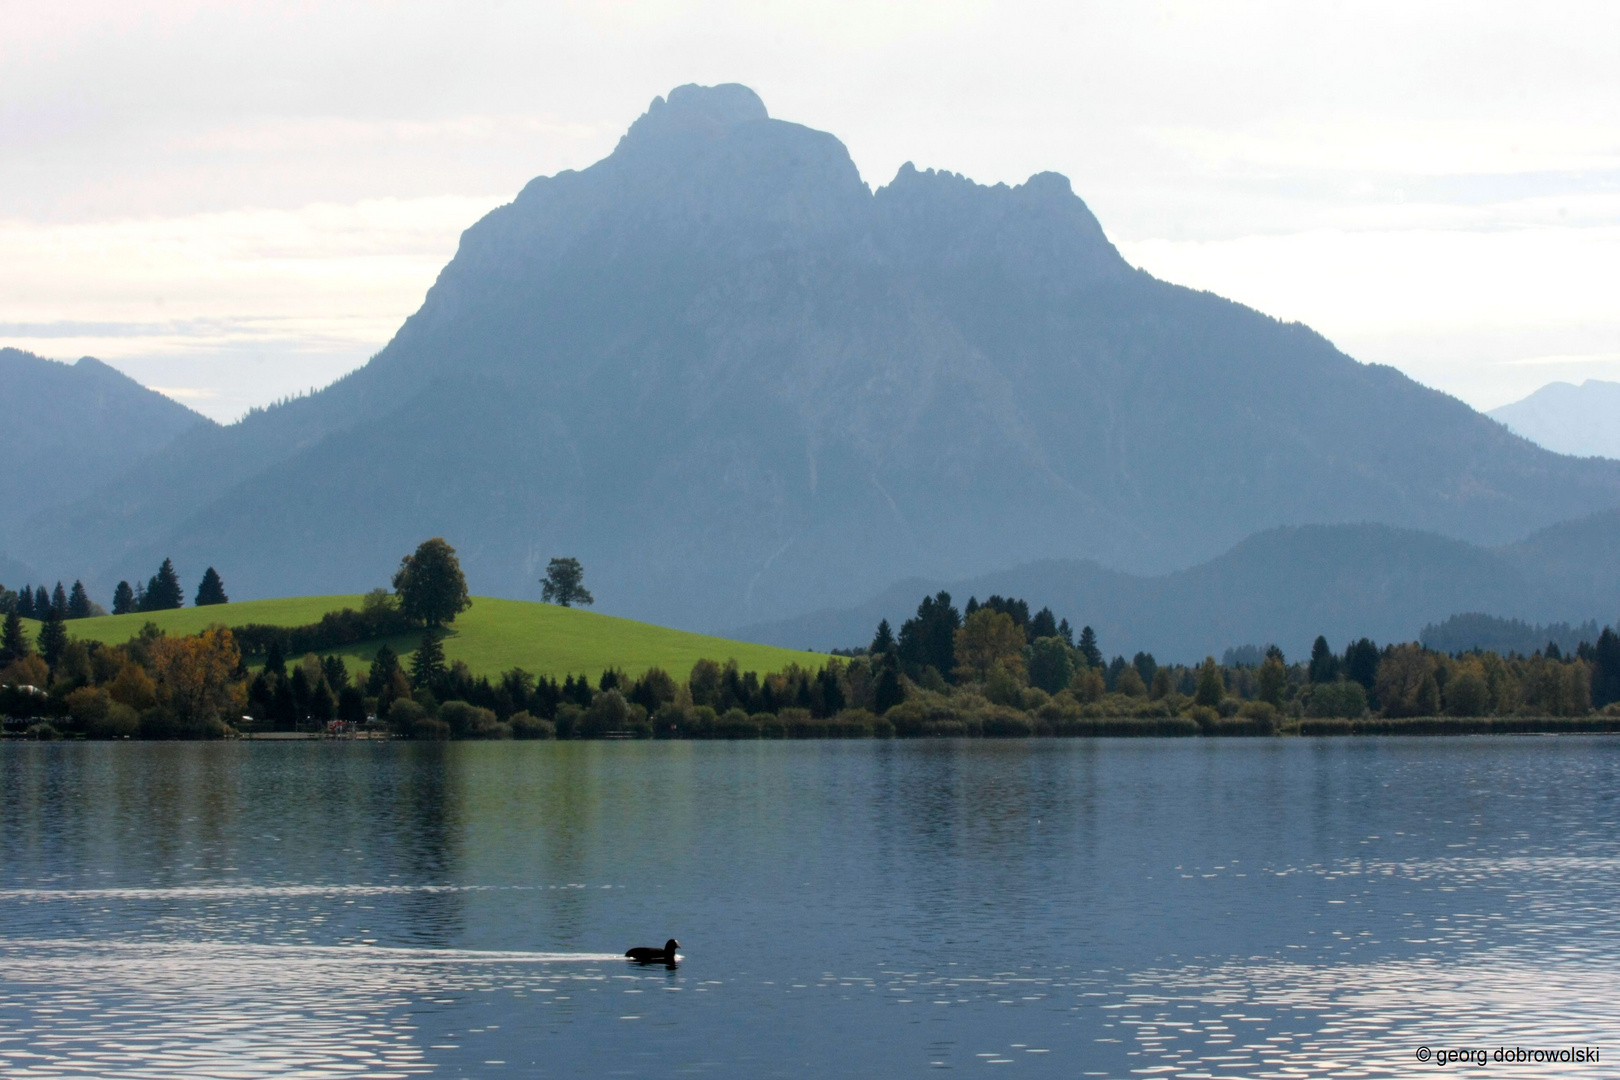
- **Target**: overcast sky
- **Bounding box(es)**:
[4,0,1618,421]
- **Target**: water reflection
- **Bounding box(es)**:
[2,738,1619,1077]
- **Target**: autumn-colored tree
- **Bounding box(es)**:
[149,625,243,729]
[953,608,1026,683]
[1375,644,1440,717]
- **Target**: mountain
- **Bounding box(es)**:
[0,349,211,544]
[12,84,1620,631]
[738,513,1620,663]
[1489,380,1620,459]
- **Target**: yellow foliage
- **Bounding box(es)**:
[954,609,1026,683]
[148,625,243,726]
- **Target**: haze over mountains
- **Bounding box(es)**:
[741,510,1620,662]
[7,84,1620,641]
[1490,380,1620,460]
[0,349,210,546]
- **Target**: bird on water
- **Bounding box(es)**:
[625,938,680,964]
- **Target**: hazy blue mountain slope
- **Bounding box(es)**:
[0,350,210,542]
[1490,380,1620,459]
[738,521,1620,664]
[16,84,1620,630]
[0,552,39,590]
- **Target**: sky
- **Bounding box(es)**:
[3,0,1618,422]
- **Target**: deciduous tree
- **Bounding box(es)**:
[393,538,471,627]
[540,557,594,607]
[953,608,1025,683]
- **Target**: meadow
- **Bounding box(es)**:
[22,596,828,682]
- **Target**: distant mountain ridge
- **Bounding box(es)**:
[737,512,1620,663]
[10,84,1620,632]
[1489,380,1620,459]
[0,349,211,544]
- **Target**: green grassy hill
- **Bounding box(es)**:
[20,596,828,682]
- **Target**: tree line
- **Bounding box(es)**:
[1,559,230,622]
[5,548,1620,740]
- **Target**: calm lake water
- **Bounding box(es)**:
[3,738,1619,1078]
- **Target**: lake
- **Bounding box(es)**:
[3,737,1618,1077]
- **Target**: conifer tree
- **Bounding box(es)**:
[36,611,68,669]
[1057,617,1074,647]
[869,618,894,654]
[194,567,228,607]
[410,632,447,691]
[50,583,68,619]
[1,609,30,665]
[142,558,185,611]
[17,585,35,619]
[1078,626,1102,669]
[67,581,93,619]
[264,639,287,676]
[1308,636,1338,683]
[112,581,135,615]
[873,662,905,713]
[34,586,49,618]
[367,644,400,694]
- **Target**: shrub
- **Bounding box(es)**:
[410,717,451,740]
[713,708,760,738]
[1019,687,1050,712]
[24,722,61,740]
[66,686,112,732]
[509,711,556,739]
[92,702,141,739]
[1306,680,1367,719]
[553,703,584,739]
[440,700,501,738]
[981,707,1033,737]
[1187,704,1219,728]
[580,690,631,737]
[388,697,427,734]
[139,707,180,740]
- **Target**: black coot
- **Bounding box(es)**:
[625,938,680,964]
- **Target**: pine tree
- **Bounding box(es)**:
[873,663,905,713]
[34,586,49,618]
[37,611,68,669]
[367,644,400,694]
[1078,626,1102,669]
[1308,636,1338,683]
[17,585,35,619]
[264,639,287,676]
[1,609,30,665]
[67,581,93,619]
[1057,618,1074,647]
[142,559,185,611]
[112,581,135,615]
[870,618,894,654]
[194,567,228,606]
[410,632,447,691]
[50,583,67,619]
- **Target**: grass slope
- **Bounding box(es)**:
[29,596,828,681]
